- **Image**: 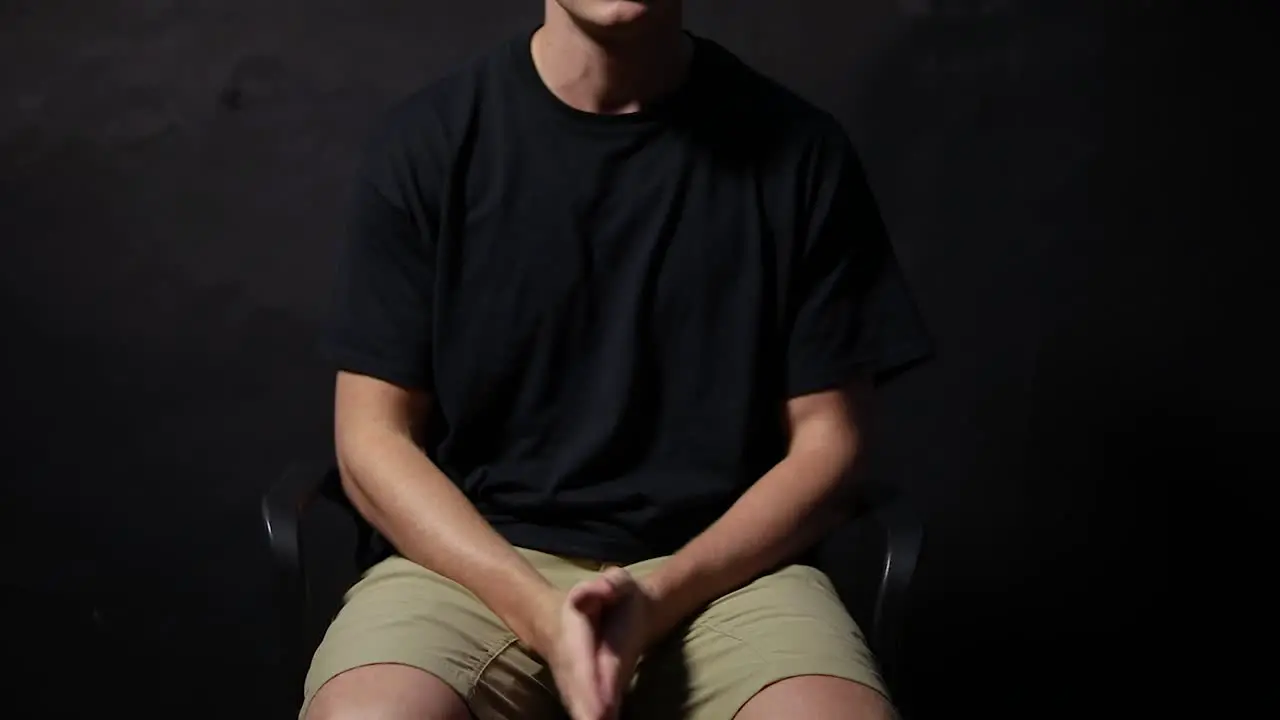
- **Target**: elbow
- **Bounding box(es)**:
[336,454,361,505]
[832,442,863,515]
[334,427,361,495]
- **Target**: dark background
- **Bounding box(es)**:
[0,1,1263,717]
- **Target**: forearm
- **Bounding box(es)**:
[641,429,858,639]
[337,426,559,647]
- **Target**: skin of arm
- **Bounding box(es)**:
[638,379,870,643]
[333,371,563,651]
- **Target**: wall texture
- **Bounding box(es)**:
[1,1,1253,717]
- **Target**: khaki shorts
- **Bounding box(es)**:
[303,548,889,720]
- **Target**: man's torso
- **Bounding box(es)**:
[356,33,850,561]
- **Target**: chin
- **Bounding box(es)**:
[565,0,660,30]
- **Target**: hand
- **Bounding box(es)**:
[593,567,652,716]
[532,569,654,720]
[534,574,629,720]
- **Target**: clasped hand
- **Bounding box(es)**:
[536,567,655,720]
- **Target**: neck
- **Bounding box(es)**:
[533,2,691,115]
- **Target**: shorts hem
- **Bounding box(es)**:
[719,663,892,720]
[299,654,471,720]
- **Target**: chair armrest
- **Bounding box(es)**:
[868,493,924,681]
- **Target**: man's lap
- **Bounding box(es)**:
[302,549,889,720]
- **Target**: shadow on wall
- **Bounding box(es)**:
[0,4,524,714]
[840,4,1112,716]
[0,127,334,701]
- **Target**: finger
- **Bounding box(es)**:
[568,577,618,614]
[571,664,606,720]
[568,575,617,603]
[572,571,633,623]
[567,689,604,720]
[571,592,604,620]
[557,658,602,720]
[566,692,604,720]
[600,566,636,592]
[596,647,622,707]
[567,605,614,719]
[564,633,605,719]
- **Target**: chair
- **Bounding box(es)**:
[261,461,923,698]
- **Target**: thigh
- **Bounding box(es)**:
[626,564,890,720]
[302,555,562,720]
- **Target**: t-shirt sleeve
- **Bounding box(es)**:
[786,125,933,397]
[324,127,437,390]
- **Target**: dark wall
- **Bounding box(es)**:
[1,1,1250,717]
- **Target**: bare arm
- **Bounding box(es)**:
[334,371,561,648]
[639,381,868,639]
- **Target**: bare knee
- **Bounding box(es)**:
[736,675,895,720]
[305,663,470,720]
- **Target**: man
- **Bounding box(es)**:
[305,0,931,718]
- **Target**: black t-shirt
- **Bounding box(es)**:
[327,31,932,563]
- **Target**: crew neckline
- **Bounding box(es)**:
[511,27,704,129]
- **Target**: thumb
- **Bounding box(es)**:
[567,576,618,618]
[599,566,637,593]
